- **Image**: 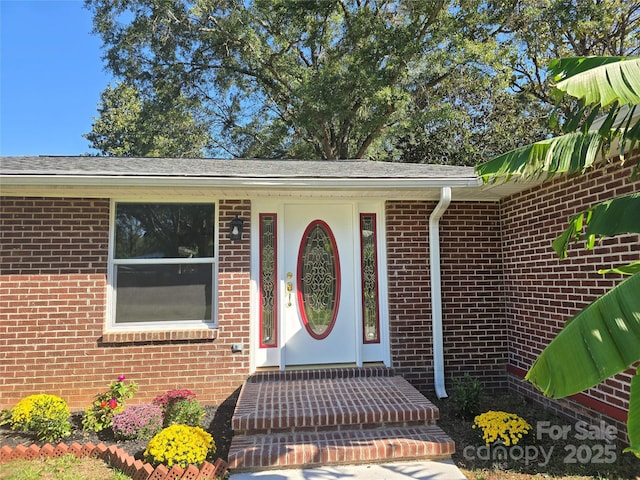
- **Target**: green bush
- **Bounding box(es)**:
[82,376,137,432]
[164,399,205,427]
[144,424,215,468]
[451,373,482,419]
[9,394,72,442]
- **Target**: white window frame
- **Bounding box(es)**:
[106,199,218,332]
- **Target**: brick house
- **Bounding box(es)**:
[1,155,637,435]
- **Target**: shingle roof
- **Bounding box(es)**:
[1,156,476,180]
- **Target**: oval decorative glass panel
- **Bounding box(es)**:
[297,220,341,340]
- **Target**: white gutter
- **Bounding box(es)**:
[0,174,480,190]
[429,186,451,399]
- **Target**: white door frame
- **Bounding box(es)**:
[249,198,390,371]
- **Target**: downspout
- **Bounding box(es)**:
[429,186,451,399]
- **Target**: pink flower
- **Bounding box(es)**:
[109,398,118,409]
[118,375,126,382]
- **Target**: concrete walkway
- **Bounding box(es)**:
[229,460,467,479]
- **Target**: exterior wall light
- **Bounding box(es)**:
[229,214,244,242]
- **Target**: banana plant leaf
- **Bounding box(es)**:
[476,130,610,182]
[624,370,640,458]
[525,272,640,398]
[550,57,640,107]
[476,57,640,184]
[552,193,640,259]
[600,262,640,276]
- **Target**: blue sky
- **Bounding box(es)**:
[1,0,111,156]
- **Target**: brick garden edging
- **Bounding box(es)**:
[0,442,228,480]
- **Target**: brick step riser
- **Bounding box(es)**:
[228,426,455,472]
[232,406,439,434]
[235,418,439,436]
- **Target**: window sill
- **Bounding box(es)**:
[101,328,218,345]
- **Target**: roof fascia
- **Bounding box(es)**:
[0,174,482,190]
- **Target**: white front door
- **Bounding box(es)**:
[282,203,357,366]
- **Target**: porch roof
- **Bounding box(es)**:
[0,156,540,201]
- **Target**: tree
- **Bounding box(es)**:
[476,56,640,456]
[85,82,212,157]
[396,0,640,165]
[85,0,519,160]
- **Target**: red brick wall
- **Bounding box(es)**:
[385,200,507,393]
[501,156,640,422]
[440,202,507,391]
[0,197,251,410]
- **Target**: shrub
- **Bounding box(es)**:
[153,389,196,413]
[164,399,205,427]
[82,375,137,432]
[451,373,482,419]
[473,410,532,446]
[144,424,215,468]
[9,394,71,442]
[153,389,204,426]
[112,403,163,440]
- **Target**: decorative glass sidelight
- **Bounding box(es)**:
[259,214,277,347]
[297,220,340,340]
[360,214,380,343]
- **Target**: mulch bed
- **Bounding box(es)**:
[3,388,640,479]
[0,389,238,466]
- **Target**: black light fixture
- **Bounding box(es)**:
[229,214,244,242]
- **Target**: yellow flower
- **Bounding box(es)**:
[144,424,215,468]
[473,411,531,446]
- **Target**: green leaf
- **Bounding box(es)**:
[476,130,609,183]
[623,370,640,459]
[599,262,640,276]
[525,273,640,398]
[552,193,640,258]
[551,57,640,107]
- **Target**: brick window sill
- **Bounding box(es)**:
[101,328,218,345]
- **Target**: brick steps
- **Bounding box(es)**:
[232,375,439,435]
[228,367,455,472]
[229,425,454,471]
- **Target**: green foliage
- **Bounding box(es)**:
[83,376,138,433]
[85,0,520,162]
[9,394,72,442]
[85,0,640,163]
[144,424,215,469]
[450,374,482,419]
[84,82,212,157]
[476,55,640,458]
[525,273,640,398]
[152,388,204,427]
[552,193,640,259]
[163,399,205,428]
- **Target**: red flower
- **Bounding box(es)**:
[109,398,118,409]
[100,401,108,408]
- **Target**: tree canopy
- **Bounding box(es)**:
[85,0,640,163]
[84,82,212,157]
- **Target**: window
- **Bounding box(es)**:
[111,202,216,329]
[259,214,277,347]
[360,214,380,343]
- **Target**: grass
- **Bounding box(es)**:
[0,455,130,480]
